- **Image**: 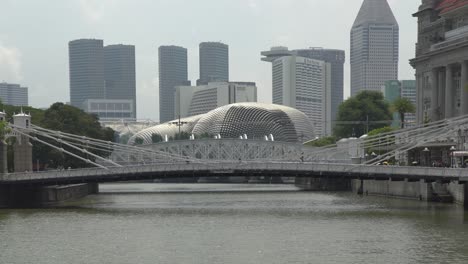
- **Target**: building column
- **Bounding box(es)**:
[431,68,439,121]
[461,61,468,116]
[445,65,453,118]
[438,69,446,119]
[417,73,424,124]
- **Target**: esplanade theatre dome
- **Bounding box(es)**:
[128,103,314,144]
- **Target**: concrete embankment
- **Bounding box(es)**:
[351,179,468,206]
[0,183,98,208]
[295,177,351,191]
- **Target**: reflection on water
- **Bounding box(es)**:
[1,183,468,264]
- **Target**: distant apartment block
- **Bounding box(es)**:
[158,45,189,123]
[197,42,229,85]
[0,82,28,106]
[175,82,257,118]
[350,0,399,96]
[69,39,136,120]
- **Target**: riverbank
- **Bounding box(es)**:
[0,183,98,208]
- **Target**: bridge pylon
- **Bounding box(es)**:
[12,111,32,172]
[0,110,7,173]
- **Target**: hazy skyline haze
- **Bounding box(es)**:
[0,0,419,120]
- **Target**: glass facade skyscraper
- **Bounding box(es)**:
[351,0,399,96]
[158,45,189,123]
[198,42,229,85]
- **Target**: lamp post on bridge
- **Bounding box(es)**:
[170,115,188,139]
[450,146,456,168]
[423,147,430,167]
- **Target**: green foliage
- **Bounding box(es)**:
[174,131,191,141]
[367,126,396,137]
[365,126,396,155]
[334,91,392,138]
[1,102,115,170]
[134,137,144,145]
[196,132,213,139]
[304,136,337,147]
[391,97,416,129]
[151,133,163,143]
[0,121,11,141]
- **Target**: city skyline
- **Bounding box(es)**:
[0,0,419,121]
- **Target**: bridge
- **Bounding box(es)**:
[2,111,468,207]
[1,161,468,186]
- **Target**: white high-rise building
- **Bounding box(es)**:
[272,55,332,137]
[350,0,399,96]
[0,82,28,106]
[175,82,257,118]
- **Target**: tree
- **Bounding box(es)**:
[391,97,416,129]
[174,131,191,141]
[151,133,163,143]
[134,137,144,145]
[0,120,11,142]
[334,91,392,138]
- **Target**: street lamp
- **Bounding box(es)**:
[450,146,456,168]
[423,147,430,166]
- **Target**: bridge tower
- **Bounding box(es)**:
[0,110,7,173]
[13,111,32,172]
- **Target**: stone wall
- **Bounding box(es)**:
[0,183,99,208]
[352,179,468,205]
[447,181,468,205]
[351,179,433,201]
[295,178,351,191]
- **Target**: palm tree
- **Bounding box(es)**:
[391,98,416,129]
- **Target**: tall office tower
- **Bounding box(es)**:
[69,39,105,108]
[262,47,344,125]
[271,55,332,137]
[104,44,136,119]
[292,48,345,121]
[0,82,28,106]
[198,42,229,85]
[350,0,399,97]
[158,45,189,123]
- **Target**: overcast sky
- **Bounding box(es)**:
[0,0,420,121]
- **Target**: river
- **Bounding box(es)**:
[1,183,468,264]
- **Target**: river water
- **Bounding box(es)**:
[1,183,468,264]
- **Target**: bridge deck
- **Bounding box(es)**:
[1,162,468,185]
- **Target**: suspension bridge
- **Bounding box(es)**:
[1,113,468,186]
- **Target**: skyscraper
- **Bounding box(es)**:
[104,44,136,118]
[262,47,344,125]
[271,55,332,137]
[291,48,344,121]
[350,0,399,96]
[158,45,189,123]
[69,39,137,120]
[198,42,229,85]
[68,39,105,108]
